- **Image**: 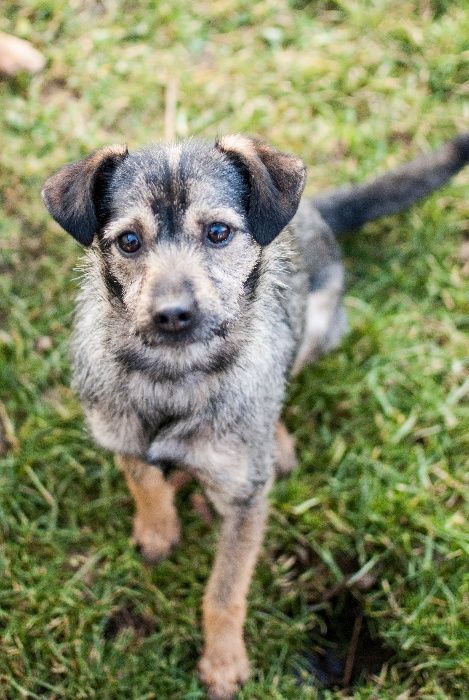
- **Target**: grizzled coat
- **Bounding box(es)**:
[61,138,312,509]
[42,133,469,699]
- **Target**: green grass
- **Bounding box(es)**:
[1,1,468,697]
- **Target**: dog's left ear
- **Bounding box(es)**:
[215,135,306,245]
[41,144,128,246]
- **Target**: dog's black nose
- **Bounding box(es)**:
[153,305,194,333]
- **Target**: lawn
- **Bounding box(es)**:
[0,1,468,698]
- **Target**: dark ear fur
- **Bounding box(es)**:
[41,144,128,245]
[215,135,306,245]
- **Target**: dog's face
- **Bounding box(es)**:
[89,141,261,350]
[42,136,305,361]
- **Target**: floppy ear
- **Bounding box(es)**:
[41,144,128,246]
[215,135,306,245]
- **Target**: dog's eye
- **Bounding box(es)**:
[206,222,232,246]
[117,231,141,254]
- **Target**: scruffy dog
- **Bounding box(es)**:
[42,134,468,699]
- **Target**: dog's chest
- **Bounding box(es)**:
[129,369,217,443]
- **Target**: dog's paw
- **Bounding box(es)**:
[132,513,180,563]
[198,645,250,700]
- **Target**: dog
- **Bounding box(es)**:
[42,133,468,699]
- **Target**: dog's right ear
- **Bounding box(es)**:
[41,144,128,246]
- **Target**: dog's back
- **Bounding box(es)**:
[290,135,469,371]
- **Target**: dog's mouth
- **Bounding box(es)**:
[119,317,238,380]
[146,326,199,347]
[136,318,228,349]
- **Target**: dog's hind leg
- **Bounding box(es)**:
[199,493,268,699]
[291,288,346,376]
[115,455,180,563]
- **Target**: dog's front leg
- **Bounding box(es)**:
[198,492,268,700]
[115,455,180,563]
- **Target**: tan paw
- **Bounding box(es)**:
[198,646,250,700]
[132,512,180,563]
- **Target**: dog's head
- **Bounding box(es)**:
[42,136,305,353]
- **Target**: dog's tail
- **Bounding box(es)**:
[312,134,469,235]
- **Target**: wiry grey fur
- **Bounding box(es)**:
[42,133,468,698]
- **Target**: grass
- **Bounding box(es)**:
[0,1,468,697]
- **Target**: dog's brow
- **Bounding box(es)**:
[101,207,156,242]
[184,206,246,231]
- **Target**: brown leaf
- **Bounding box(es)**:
[0,32,45,77]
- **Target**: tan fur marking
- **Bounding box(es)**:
[116,455,180,562]
[216,134,255,161]
[87,143,128,166]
